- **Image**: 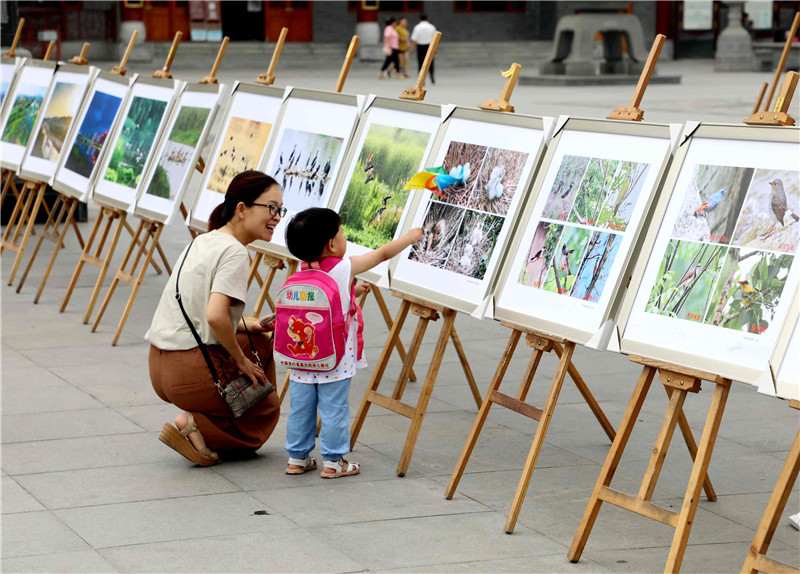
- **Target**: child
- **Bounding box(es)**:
[283,207,422,478]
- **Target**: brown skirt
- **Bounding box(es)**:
[149,332,280,452]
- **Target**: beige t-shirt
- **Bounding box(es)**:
[145,230,249,350]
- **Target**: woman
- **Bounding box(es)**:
[379,17,400,79]
[147,171,284,466]
[396,17,410,79]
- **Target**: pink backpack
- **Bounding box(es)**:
[274,257,364,372]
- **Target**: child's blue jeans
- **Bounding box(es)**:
[285,378,351,462]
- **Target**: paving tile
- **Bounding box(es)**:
[2,477,45,514]
[252,476,490,528]
[1,347,39,370]
[99,530,363,573]
[21,343,149,368]
[56,492,296,549]
[115,402,182,432]
[1,511,89,558]
[2,380,104,415]
[1,408,143,443]
[698,492,800,549]
[586,540,799,573]
[1,550,119,573]
[313,512,566,570]
[380,554,611,573]
[14,462,239,509]
[2,432,174,475]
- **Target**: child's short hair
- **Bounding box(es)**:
[285,208,341,262]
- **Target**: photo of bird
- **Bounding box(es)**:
[560,181,574,199]
[363,153,374,172]
[768,178,799,230]
[528,249,543,263]
[677,263,701,288]
[364,167,375,184]
[459,244,475,270]
[374,206,386,221]
[738,279,758,293]
[560,244,575,276]
[694,189,726,217]
[486,166,505,200]
[381,194,392,206]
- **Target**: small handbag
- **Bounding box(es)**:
[175,240,274,418]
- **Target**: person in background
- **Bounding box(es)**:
[410,13,437,84]
[379,17,400,80]
[397,16,410,79]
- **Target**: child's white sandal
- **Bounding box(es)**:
[286,456,317,475]
[321,458,360,478]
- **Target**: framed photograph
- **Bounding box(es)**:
[188,82,285,231]
[493,118,674,349]
[328,96,442,285]
[619,124,800,384]
[389,107,547,316]
[92,76,181,211]
[134,82,223,225]
[1,56,25,114]
[52,71,132,202]
[0,59,57,171]
[18,63,98,183]
[258,87,362,257]
[770,293,798,401]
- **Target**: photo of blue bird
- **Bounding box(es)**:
[693,188,726,217]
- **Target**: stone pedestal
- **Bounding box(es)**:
[357,21,383,62]
[715,2,755,71]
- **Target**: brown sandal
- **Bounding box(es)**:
[158,413,218,467]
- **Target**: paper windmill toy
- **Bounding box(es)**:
[404,164,471,199]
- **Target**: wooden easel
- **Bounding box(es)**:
[741,399,800,574]
[448,36,685,536]
[349,292,482,476]
[59,31,170,320]
[89,35,230,346]
[15,43,91,298]
[1,40,59,286]
[477,63,521,113]
[569,357,727,573]
[567,34,780,574]
[745,11,799,127]
[445,322,617,532]
[0,19,25,209]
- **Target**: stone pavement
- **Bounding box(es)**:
[2,60,799,573]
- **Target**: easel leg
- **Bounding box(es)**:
[350,299,412,449]
[247,251,264,288]
[111,224,163,345]
[637,387,688,502]
[92,219,147,346]
[16,192,63,292]
[83,213,126,324]
[553,342,616,442]
[504,341,576,534]
[372,287,417,382]
[445,329,522,499]
[396,309,457,477]
[7,184,46,286]
[0,168,17,206]
[1,181,31,254]
[122,219,163,275]
[665,380,730,573]
[391,314,430,401]
[61,209,105,312]
[252,265,278,317]
[450,327,481,408]
[568,365,657,562]
[742,426,800,574]
[33,198,79,304]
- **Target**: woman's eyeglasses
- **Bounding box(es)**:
[251,203,287,217]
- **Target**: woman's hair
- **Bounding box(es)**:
[285,208,341,262]
[208,170,279,231]
[385,17,396,26]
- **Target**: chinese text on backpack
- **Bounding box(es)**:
[274,258,363,372]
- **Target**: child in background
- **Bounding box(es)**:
[283,208,422,477]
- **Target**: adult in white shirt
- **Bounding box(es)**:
[410,13,437,84]
[146,170,284,466]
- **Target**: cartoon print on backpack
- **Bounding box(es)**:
[286,314,321,358]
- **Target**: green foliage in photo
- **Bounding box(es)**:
[339,124,430,249]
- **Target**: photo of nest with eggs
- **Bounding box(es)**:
[444,210,504,280]
[469,147,529,216]
[409,201,467,269]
